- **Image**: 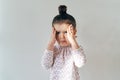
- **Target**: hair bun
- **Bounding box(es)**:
[58,5,67,15]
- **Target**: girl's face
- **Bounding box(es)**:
[54,23,76,47]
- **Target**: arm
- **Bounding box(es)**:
[72,45,86,68]
[41,49,54,70]
[66,25,86,68]
[41,27,56,69]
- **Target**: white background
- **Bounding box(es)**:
[1,0,120,80]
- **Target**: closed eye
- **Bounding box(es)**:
[64,31,67,34]
[56,31,60,35]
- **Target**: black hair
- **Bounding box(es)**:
[52,5,76,29]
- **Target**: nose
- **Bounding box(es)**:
[60,32,65,39]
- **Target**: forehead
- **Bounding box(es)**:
[53,23,69,31]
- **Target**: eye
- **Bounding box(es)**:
[56,31,60,35]
[64,31,67,34]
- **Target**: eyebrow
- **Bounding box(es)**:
[56,30,67,32]
[56,31,67,32]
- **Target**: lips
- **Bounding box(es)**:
[60,39,65,41]
[60,40,66,43]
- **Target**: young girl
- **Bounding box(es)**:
[41,5,86,80]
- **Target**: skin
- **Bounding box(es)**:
[47,23,79,51]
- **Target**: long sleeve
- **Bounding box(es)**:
[72,45,86,68]
[41,49,54,70]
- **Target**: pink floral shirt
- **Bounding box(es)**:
[41,44,86,80]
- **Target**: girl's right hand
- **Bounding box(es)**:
[50,27,56,44]
[47,27,56,51]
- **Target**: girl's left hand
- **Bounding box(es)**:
[65,25,76,44]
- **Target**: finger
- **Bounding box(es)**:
[69,26,72,34]
[70,25,74,34]
[70,26,72,33]
[52,27,56,38]
[71,27,74,34]
[53,28,57,39]
[52,27,55,32]
[67,26,70,34]
[53,28,56,36]
[53,27,55,32]
[52,27,55,33]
